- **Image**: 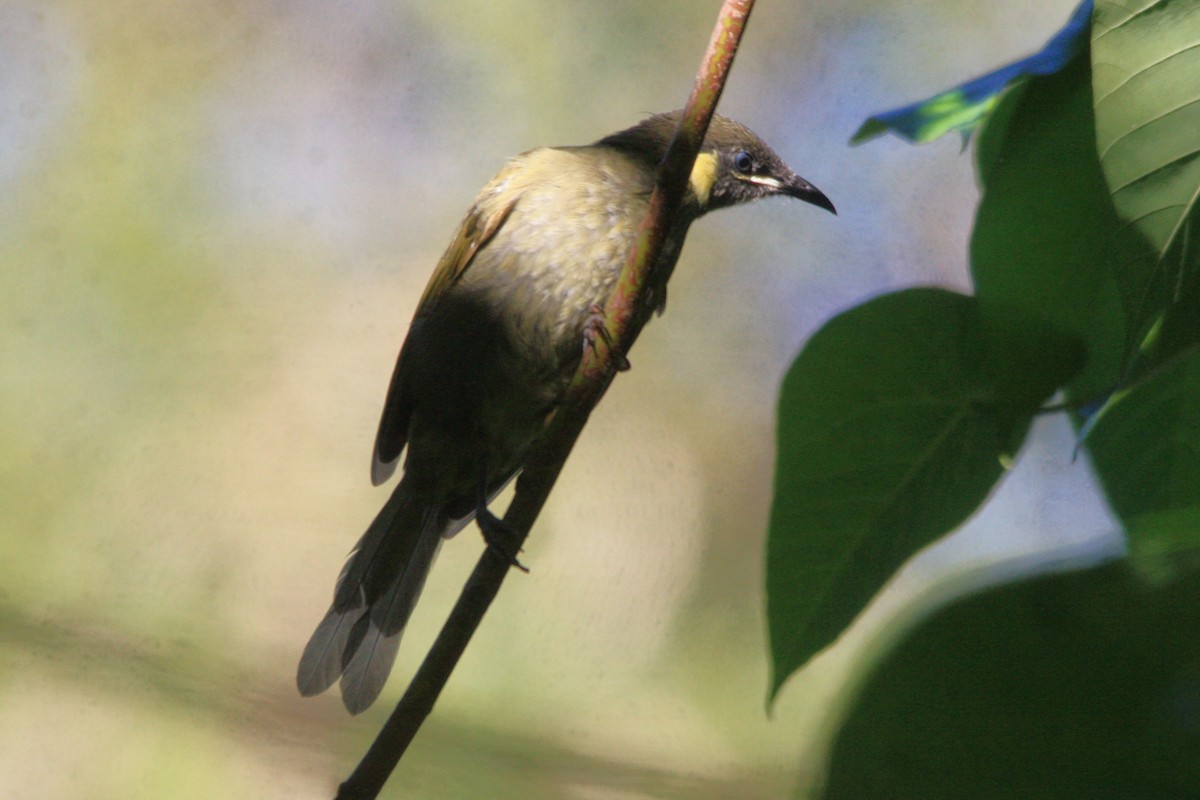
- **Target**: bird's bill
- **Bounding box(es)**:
[782,174,836,215]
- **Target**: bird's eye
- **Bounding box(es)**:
[733,150,754,173]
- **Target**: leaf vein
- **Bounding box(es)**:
[1095,41,1200,107]
[1099,94,1200,162]
[1094,0,1169,43]
[1108,143,1200,196]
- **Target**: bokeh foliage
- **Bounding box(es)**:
[768,2,1200,793]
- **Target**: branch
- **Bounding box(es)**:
[335,2,756,797]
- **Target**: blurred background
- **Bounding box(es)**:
[1,1,1120,797]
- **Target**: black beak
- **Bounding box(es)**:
[785,174,836,215]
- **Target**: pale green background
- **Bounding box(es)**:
[1,2,1116,798]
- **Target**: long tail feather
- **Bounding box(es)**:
[296,480,444,713]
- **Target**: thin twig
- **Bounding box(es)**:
[334,2,756,797]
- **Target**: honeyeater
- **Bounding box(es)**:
[297,110,835,714]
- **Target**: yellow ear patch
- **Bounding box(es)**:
[688,152,718,208]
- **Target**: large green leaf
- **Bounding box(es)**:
[1093,0,1200,265]
[971,44,1155,398]
[766,289,1081,701]
[1088,348,1200,581]
[1092,1,1200,376]
[819,561,1200,798]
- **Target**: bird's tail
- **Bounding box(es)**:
[297,478,445,714]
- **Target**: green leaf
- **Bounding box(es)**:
[1118,506,1200,584]
[1093,1,1200,375]
[766,289,1081,702]
[1093,0,1200,265]
[971,42,1156,399]
[1088,347,1200,581]
[851,1,1092,145]
[819,561,1200,799]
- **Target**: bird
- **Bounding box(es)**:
[297,110,836,714]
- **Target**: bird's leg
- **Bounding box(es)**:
[476,462,529,573]
[584,304,631,372]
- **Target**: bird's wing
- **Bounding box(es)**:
[414,191,518,315]
[370,172,520,486]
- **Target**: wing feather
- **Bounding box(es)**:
[370,174,521,486]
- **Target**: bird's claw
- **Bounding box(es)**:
[477,508,529,573]
[583,304,631,371]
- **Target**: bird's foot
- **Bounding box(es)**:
[477,507,530,573]
[583,304,631,372]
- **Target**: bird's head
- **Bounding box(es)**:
[597,110,836,216]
